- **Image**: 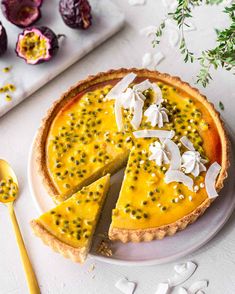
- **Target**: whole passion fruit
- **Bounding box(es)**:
[59,0,92,30]
[1,0,43,28]
[0,21,7,56]
[16,26,59,65]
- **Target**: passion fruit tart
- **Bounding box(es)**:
[31,174,110,263]
[35,68,229,244]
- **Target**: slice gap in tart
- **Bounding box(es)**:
[31,174,110,263]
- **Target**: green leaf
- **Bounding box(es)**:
[219,101,224,111]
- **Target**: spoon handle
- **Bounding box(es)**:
[7,202,40,294]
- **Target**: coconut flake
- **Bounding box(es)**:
[174,263,187,274]
[168,261,197,287]
[162,0,178,11]
[106,73,136,100]
[131,99,144,130]
[205,162,221,198]
[114,97,124,131]
[154,282,170,294]
[165,170,194,191]
[177,288,188,294]
[180,136,195,151]
[115,277,136,294]
[164,139,181,170]
[133,129,175,139]
[188,280,208,294]
[153,52,165,67]
[168,29,180,47]
[133,79,153,93]
[142,52,153,68]
[140,26,158,37]
[128,0,146,5]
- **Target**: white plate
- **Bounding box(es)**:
[28,134,235,266]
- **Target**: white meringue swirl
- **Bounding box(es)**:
[149,141,170,166]
[144,104,169,128]
[181,150,207,177]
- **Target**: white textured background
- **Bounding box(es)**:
[0,1,234,293]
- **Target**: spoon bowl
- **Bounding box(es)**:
[0,159,40,294]
[0,159,19,203]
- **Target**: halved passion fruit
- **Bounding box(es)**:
[1,0,43,28]
[0,21,7,56]
[15,26,59,65]
[59,0,92,30]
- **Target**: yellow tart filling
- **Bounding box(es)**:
[37,174,110,248]
[46,78,221,231]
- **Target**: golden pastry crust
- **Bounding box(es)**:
[109,198,212,242]
[35,68,230,242]
[31,220,88,263]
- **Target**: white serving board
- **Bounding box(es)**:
[0,0,124,117]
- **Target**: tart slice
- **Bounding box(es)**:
[31,174,110,263]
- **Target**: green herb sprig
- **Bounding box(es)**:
[153,1,235,87]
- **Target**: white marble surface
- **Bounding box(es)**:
[0,0,124,117]
[0,1,234,293]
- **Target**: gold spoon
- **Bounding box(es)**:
[0,159,40,294]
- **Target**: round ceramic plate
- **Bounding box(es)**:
[28,134,235,266]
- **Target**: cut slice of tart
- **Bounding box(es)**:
[31,174,110,263]
[35,68,229,243]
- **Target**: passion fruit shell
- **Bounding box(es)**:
[15,26,59,65]
[0,21,7,56]
[59,0,92,30]
[1,0,43,28]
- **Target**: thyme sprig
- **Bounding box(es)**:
[153,0,235,87]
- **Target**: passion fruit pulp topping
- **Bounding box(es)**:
[18,31,49,63]
[16,27,59,65]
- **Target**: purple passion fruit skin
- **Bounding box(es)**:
[16,26,59,65]
[59,0,92,30]
[0,21,7,56]
[1,0,43,28]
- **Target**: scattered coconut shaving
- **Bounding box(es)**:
[168,261,197,287]
[115,277,136,294]
[140,26,158,37]
[168,29,180,47]
[154,282,170,294]
[165,170,194,191]
[177,287,188,294]
[188,280,208,293]
[128,0,146,5]
[142,52,153,68]
[205,162,221,198]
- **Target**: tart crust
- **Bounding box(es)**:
[31,220,88,263]
[35,68,230,242]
